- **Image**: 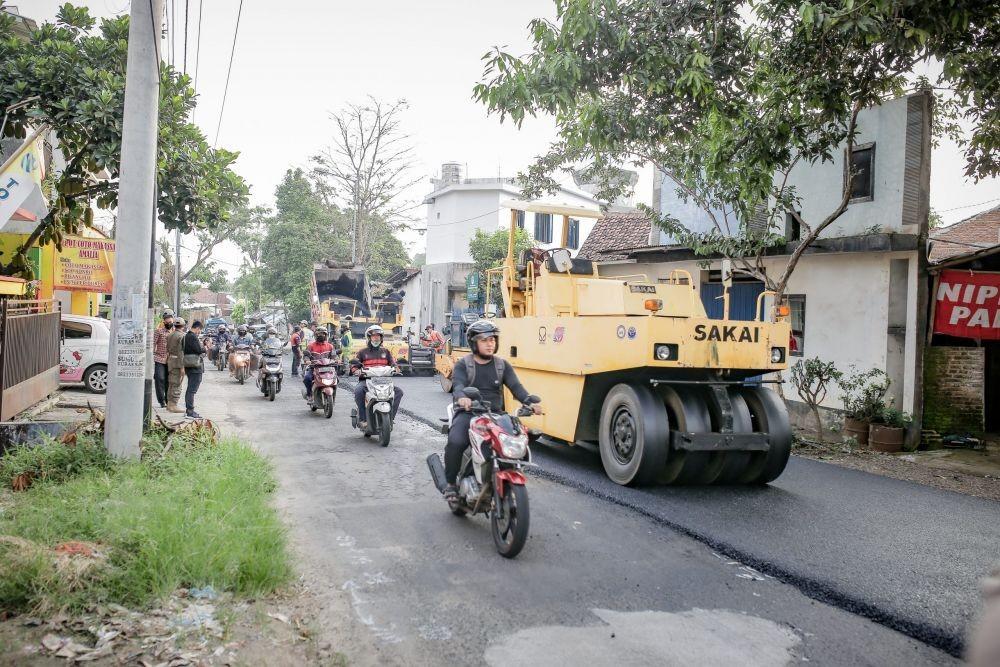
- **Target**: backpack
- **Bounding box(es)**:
[461,354,506,388]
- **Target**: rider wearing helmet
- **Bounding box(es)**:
[229,324,256,373]
[349,325,403,429]
[303,326,336,400]
[259,326,286,370]
[443,319,541,500]
[213,324,232,362]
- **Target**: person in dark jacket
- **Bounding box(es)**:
[183,321,206,419]
[349,325,403,429]
[443,319,541,499]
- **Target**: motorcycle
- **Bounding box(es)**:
[303,356,338,418]
[256,349,283,401]
[231,344,252,385]
[427,387,540,558]
[214,340,227,371]
[350,365,400,447]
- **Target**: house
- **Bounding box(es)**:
[923,205,1000,435]
[183,287,234,318]
[591,93,932,439]
[414,162,602,329]
[386,267,422,337]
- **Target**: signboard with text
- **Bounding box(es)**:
[54,235,115,293]
[933,269,1000,340]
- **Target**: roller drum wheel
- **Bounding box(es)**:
[657,385,725,485]
[711,390,755,485]
[737,387,792,484]
[598,384,669,486]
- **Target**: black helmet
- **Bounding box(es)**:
[315,327,328,340]
[467,319,499,357]
[237,324,248,335]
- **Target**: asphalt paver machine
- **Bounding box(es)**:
[491,201,793,486]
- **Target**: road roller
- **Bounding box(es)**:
[490,201,793,486]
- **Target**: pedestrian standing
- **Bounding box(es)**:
[152,311,174,407]
[183,320,206,419]
[300,320,314,348]
[166,318,187,413]
[290,325,302,376]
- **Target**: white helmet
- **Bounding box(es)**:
[365,324,384,347]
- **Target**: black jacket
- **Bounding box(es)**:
[451,354,528,412]
[183,331,204,356]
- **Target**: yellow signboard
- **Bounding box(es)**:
[54,235,115,293]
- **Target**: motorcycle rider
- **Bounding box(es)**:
[212,324,232,363]
[349,325,403,430]
[303,326,336,403]
[258,326,286,371]
[443,319,541,500]
[229,324,256,374]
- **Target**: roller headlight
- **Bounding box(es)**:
[498,432,528,459]
[654,343,678,361]
[770,347,786,364]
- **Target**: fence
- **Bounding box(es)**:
[0,298,60,420]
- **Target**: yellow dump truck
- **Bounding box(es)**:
[489,202,792,487]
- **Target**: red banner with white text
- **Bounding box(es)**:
[933,269,1000,340]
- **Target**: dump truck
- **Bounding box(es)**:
[310,261,413,371]
[488,201,793,487]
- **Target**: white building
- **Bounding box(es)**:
[589,93,931,436]
[413,163,602,329]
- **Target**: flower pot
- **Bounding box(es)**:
[869,424,904,453]
[843,417,870,446]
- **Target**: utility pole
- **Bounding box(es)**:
[105,0,164,458]
[174,228,181,313]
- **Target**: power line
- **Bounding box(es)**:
[147,0,161,65]
[424,208,501,228]
[182,0,189,74]
[938,196,1000,214]
[214,0,244,146]
[193,0,203,91]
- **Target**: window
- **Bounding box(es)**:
[515,209,525,229]
[787,295,805,357]
[62,321,92,339]
[847,143,875,201]
[534,213,552,243]
[566,218,580,249]
[785,211,801,242]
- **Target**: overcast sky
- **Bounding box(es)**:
[18,0,1000,278]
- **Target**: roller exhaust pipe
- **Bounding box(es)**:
[426,453,448,493]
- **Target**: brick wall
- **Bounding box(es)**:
[923,346,984,434]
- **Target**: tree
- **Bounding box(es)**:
[791,358,841,444]
[412,252,426,267]
[231,206,272,314]
[366,224,410,282]
[475,0,1000,302]
[311,98,421,266]
[469,226,533,312]
[260,170,350,321]
[0,5,247,278]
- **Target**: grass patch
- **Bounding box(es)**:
[0,432,291,614]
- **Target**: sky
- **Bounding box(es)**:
[16,0,1000,279]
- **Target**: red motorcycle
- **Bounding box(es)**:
[427,387,540,558]
[304,356,338,418]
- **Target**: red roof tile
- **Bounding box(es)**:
[577,213,652,261]
[929,204,1000,263]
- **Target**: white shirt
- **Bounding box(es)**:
[300,327,314,346]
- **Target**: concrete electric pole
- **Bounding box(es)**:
[105,0,164,458]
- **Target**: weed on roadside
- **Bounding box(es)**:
[0,435,291,614]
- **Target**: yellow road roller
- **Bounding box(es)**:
[490,201,792,486]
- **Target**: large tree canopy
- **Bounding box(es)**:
[475,0,1000,298]
[0,3,248,277]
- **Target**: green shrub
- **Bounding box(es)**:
[0,435,115,489]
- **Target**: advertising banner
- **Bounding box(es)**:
[54,236,116,293]
[933,269,1000,340]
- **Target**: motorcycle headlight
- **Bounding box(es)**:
[372,384,393,400]
[498,432,528,459]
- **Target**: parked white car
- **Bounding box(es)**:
[60,314,111,394]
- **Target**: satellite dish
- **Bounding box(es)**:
[550,248,573,273]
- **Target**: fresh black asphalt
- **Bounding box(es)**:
[375,374,1000,657]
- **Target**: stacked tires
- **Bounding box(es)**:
[598,383,791,487]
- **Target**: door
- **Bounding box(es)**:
[59,319,94,383]
[986,343,1000,433]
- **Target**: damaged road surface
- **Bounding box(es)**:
[199,368,957,665]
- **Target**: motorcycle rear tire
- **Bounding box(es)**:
[491,484,529,559]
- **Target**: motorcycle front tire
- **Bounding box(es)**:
[378,413,391,447]
[491,483,530,559]
[268,382,276,401]
[324,396,333,418]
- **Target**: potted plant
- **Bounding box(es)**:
[869,408,911,453]
[836,367,890,447]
